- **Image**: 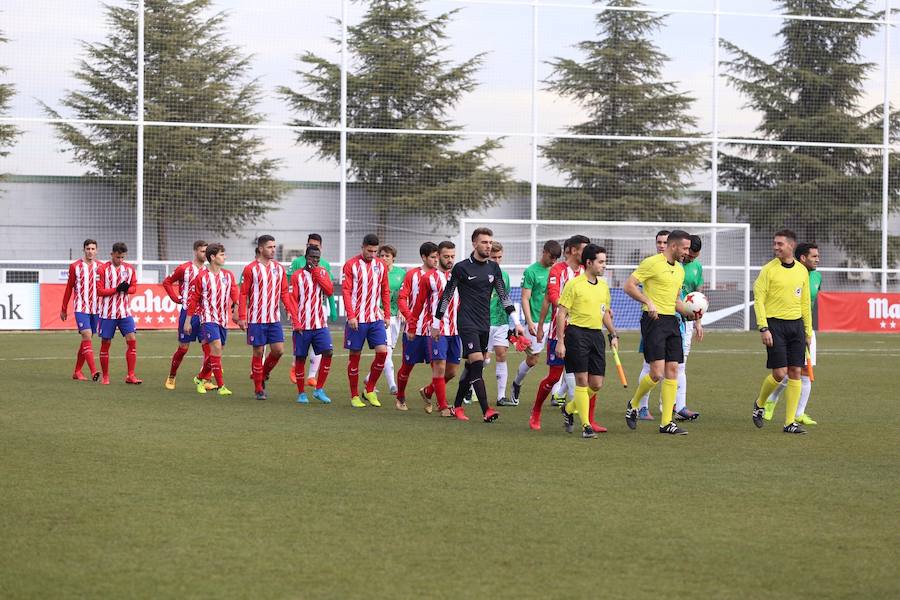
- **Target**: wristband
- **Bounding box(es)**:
[759,327,769,333]
[608,333,619,342]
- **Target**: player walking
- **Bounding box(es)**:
[377,245,406,396]
[636,229,670,420]
[60,238,101,381]
[673,234,704,421]
[290,245,335,405]
[487,241,513,406]
[96,242,141,385]
[163,240,207,390]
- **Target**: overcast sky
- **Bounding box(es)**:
[2,0,898,185]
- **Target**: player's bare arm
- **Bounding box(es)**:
[624,275,657,319]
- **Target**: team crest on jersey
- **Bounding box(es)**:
[601,303,607,314]
[488,275,494,283]
[467,342,473,349]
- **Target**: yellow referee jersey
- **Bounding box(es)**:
[631,253,684,315]
[558,274,611,330]
[753,258,812,336]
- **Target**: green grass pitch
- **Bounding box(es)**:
[1,329,898,599]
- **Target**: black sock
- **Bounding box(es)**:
[454,365,471,408]
[467,360,489,414]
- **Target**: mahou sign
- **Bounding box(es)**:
[818,292,900,333]
[42,284,183,330]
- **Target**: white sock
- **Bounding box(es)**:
[638,361,652,409]
[552,370,568,398]
[564,372,577,400]
[495,361,508,400]
[308,352,321,379]
[513,361,531,386]
[768,377,788,404]
[675,363,687,411]
[796,375,812,417]
[383,350,396,390]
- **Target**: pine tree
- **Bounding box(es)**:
[0,28,19,174]
[278,0,511,231]
[43,0,284,260]
[540,0,705,221]
[719,0,899,266]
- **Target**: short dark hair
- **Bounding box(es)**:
[471,227,493,241]
[580,243,607,266]
[564,235,590,250]
[775,229,797,242]
[655,230,671,239]
[543,239,562,259]
[689,235,702,253]
[363,233,380,247]
[305,244,322,259]
[308,233,323,244]
[111,242,128,254]
[205,243,225,261]
[257,235,275,248]
[667,230,690,245]
[83,239,97,248]
[419,242,439,258]
[193,240,207,250]
[378,244,397,257]
[438,240,456,251]
[795,242,818,260]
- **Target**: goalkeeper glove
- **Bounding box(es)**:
[115,281,131,293]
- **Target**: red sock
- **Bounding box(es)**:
[169,346,189,377]
[295,360,305,393]
[251,355,264,393]
[396,363,412,399]
[210,355,224,387]
[432,376,448,410]
[589,394,597,424]
[423,382,434,398]
[82,340,96,375]
[75,340,86,373]
[198,344,212,379]
[125,339,137,376]
[100,340,111,375]
[262,352,281,379]
[317,355,332,389]
[533,365,564,416]
[365,351,387,393]
[348,353,361,397]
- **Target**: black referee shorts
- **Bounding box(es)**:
[459,328,489,359]
[563,325,606,376]
[766,318,806,369]
[640,313,684,364]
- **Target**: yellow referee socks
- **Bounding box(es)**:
[574,386,591,429]
[756,374,780,408]
[784,378,802,426]
[660,378,677,427]
[630,374,658,409]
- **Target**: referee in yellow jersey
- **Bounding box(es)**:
[751,229,812,434]
[623,230,702,435]
[554,244,619,439]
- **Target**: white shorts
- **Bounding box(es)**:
[809,330,816,366]
[683,323,694,357]
[489,325,509,349]
[524,323,550,354]
[387,316,402,348]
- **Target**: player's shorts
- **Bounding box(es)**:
[344,319,387,351]
[459,328,490,359]
[99,316,136,339]
[293,328,333,358]
[640,313,684,364]
[765,318,806,369]
[489,325,510,349]
[402,332,430,365]
[808,330,817,366]
[546,338,566,366]
[200,323,228,345]
[563,325,606,376]
[524,323,549,354]
[247,322,285,347]
[74,312,99,334]
[386,316,402,348]
[178,309,201,344]
[428,334,461,364]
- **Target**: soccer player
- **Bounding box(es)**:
[183,243,238,396]
[487,241,513,406]
[674,234,704,421]
[762,242,820,426]
[342,233,391,408]
[636,229,670,420]
[378,244,406,396]
[96,242,141,385]
[290,244,335,405]
[408,241,460,417]
[511,239,562,405]
[239,235,299,401]
[555,244,619,438]
[624,230,701,435]
[288,233,337,386]
[162,240,207,390]
[530,234,590,431]
[395,242,439,411]
[60,238,101,381]
[434,227,524,423]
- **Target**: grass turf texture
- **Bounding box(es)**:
[1,330,897,599]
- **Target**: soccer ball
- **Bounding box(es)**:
[684,291,709,317]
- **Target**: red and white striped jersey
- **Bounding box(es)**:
[163,261,203,311]
[398,267,430,327]
[187,268,238,327]
[62,259,101,314]
[548,262,583,341]
[97,261,137,319]
[410,269,458,336]
[239,260,298,324]
[342,255,391,324]
[291,266,334,330]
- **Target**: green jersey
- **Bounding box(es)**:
[490,270,512,326]
[809,270,822,309]
[521,261,550,325]
[288,255,337,321]
[386,266,406,317]
[681,260,704,298]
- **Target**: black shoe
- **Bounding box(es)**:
[674,407,700,421]
[497,397,515,407]
[625,402,638,430]
[752,403,765,428]
[562,404,574,434]
[783,422,807,434]
[582,425,597,439]
[511,381,521,405]
[659,422,688,435]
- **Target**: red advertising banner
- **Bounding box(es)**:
[818,292,900,333]
[43,284,186,330]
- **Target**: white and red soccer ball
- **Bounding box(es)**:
[684,291,709,318]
